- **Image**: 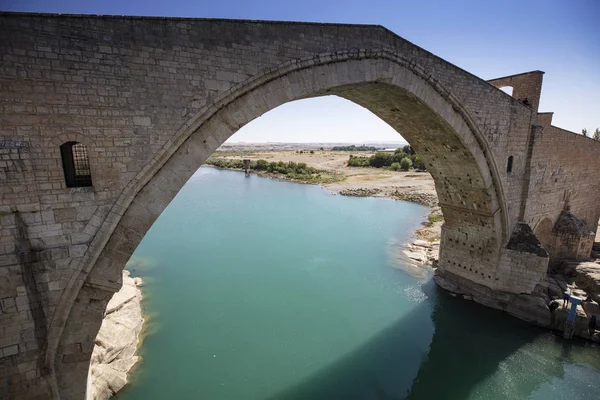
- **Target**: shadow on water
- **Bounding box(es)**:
[267,280,544,400]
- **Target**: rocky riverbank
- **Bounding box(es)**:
[89,271,144,400]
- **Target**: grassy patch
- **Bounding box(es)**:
[424,210,444,227]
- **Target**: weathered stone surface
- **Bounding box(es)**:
[434,270,598,341]
[89,271,143,400]
[573,262,600,298]
[505,294,550,326]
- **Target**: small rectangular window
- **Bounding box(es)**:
[61,142,92,187]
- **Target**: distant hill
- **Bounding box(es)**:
[219,141,407,151]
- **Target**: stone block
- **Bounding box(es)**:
[62,351,92,363]
[68,244,88,258]
[76,206,97,221]
[133,116,152,126]
[15,203,40,213]
[41,210,54,222]
[54,207,77,222]
[0,276,17,298]
[2,344,19,357]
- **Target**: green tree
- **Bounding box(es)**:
[255,159,269,170]
[390,162,401,171]
[402,145,415,155]
[310,150,314,154]
[582,128,588,137]
[594,128,600,141]
[412,155,426,170]
[369,152,393,168]
[400,157,412,171]
[391,152,404,164]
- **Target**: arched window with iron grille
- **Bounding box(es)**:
[60,142,92,187]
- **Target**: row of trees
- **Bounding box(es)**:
[207,158,320,176]
[347,145,426,171]
[332,145,380,151]
[581,128,600,140]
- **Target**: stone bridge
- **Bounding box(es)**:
[1,12,599,399]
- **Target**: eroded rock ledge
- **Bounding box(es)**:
[89,270,144,399]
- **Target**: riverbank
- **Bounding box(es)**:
[89,271,144,400]
[207,150,442,269]
[207,150,438,206]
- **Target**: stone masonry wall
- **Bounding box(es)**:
[525,125,600,259]
[496,248,548,294]
[488,71,544,114]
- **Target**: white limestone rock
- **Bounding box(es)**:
[89,270,144,399]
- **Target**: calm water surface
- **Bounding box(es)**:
[118,167,600,400]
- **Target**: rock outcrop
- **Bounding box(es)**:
[572,262,600,300]
[390,190,438,207]
[88,271,144,399]
[339,187,382,197]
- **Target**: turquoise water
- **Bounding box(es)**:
[118,167,600,400]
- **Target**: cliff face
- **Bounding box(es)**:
[89,271,144,399]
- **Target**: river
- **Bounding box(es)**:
[118,167,600,400]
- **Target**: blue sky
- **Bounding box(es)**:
[3,0,599,143]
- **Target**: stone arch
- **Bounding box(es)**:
[45,50,509,398]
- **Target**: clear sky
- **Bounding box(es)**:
[3,0,599,143]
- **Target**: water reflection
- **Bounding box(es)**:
[268,280,547,400]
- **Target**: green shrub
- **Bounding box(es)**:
[390,162,401,171]
[400,157,412,171]
[391,153,404,164]
[347,156,370,167]
[369,152,393,168]
[255,159,269,170]
[412,155,426,171]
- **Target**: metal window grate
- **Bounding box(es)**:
[71,143,92,186]
[61,141,92,187]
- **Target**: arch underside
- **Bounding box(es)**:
[50,54,506,398]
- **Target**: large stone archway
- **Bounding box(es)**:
[46,51,509,398]
[13,13,599,399]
